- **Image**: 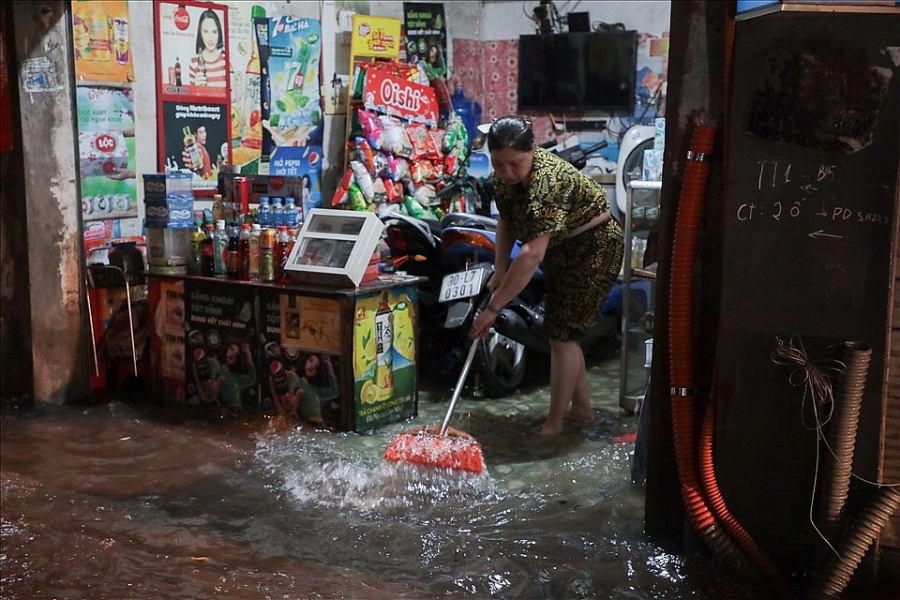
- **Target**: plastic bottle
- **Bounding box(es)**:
[226,224,241,278]
[212,220,228,276]
[249,223,261,281]
[284,228,299,282]
[271,197,284,228]
[274,225,290,283]
[211,193,225,223]
[257,195,270,228]
[284,196,299,229]
[189,219,205,275]
[200,224,216,276]
[374,290,395,401]
[450,84,482,151]
[237,223,252,281]
[259,227,276,283]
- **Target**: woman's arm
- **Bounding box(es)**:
[472,232,549,340]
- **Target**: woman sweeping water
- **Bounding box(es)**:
[471,115,624,437]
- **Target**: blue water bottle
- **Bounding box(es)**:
[271,197,284,227]
[257,196,270,228]
[284,196,299,229]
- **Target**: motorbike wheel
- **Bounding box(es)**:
[474,328,528,398]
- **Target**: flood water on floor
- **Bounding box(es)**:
[1,351,773,599]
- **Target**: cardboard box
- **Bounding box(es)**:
[642,149,664,182]
[654,118,666,151]
[144,197,194,228]
[142,173,193,200]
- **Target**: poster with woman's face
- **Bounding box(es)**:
[155,1,230,101]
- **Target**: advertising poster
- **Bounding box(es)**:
[148,278,186,404]
[402,3,447,73]
[161,100,229,194]
[72,0,135,84]
[350,14,401,60]
[155,1,230,100]
[222,3,269,173]
[268,145,323,215]
[155,1,231,194]
[259,290,344,427]
[353,286,418,431]
[184,281,259,413]
[265,16,324,153]
[77,87,137,221]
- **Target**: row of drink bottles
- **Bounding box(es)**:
[256,195,301,229]
[188,218,298,284]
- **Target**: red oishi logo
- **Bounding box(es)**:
[380,79,426,114]
[94,133,118,154]
[173,5,191,31]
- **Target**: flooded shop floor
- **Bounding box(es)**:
[2,348,777,599]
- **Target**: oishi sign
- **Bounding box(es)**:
[363,70,438,126]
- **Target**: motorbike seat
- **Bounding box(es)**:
[440,212,497,231]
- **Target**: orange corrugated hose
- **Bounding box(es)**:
[668,124,716,532]
[668,123,788,591]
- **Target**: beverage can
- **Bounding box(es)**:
[259,251,275,282]
[260,228,276,251]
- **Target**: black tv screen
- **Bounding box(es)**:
[517,30,638,114]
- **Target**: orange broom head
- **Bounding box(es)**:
[383,426,486,474]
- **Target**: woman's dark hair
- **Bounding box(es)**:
[195,9,224,54]
[487,116,534,153]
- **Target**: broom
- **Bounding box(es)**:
[383,337,486,474]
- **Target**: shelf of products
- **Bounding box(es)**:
[619,180,661,412]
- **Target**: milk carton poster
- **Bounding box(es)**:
[264,16,324,154]
[76,86,137,221]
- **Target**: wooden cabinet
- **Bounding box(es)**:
[146,273,424,431]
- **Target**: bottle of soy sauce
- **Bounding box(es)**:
[200,224,216,276]
[238,223,251,281]
[226,224,240,279]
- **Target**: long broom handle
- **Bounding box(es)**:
[439,337,480,437]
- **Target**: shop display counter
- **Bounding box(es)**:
[146,272,426,432]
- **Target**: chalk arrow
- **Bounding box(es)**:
[808,230,843,240]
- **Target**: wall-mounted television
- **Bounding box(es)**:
[517,30,638,114]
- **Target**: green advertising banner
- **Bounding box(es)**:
[353,286,418,431]
[76,86,137,221]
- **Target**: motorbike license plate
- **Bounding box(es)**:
[439,267,487,303]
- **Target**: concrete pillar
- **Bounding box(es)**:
[11,1,88,404]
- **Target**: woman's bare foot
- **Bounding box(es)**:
[564,409,596,424]
[538,421,564,436]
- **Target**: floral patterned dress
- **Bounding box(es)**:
[493,146,624,341]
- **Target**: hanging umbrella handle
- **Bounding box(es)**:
[438,337,480,437]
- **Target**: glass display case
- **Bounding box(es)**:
[619,180,661,413]
[285,209,384,288]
